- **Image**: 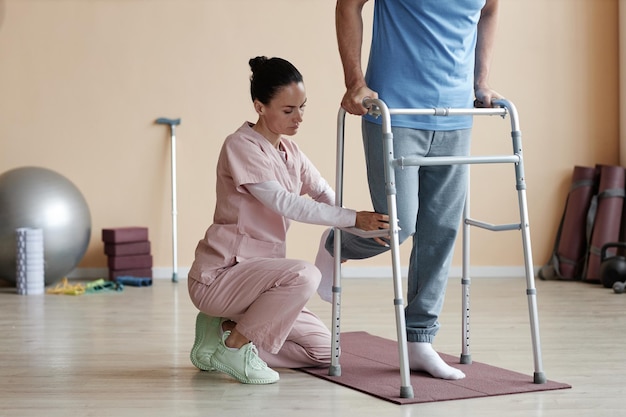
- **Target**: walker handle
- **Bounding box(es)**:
[362,97,381,117]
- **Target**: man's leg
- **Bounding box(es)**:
[315,119,418,301]
[404,128,471,379]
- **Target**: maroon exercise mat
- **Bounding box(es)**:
[299,332,570,405]
[584,165,625,282]
[556,166,597,279]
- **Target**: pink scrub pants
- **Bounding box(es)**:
[188,258,331,368]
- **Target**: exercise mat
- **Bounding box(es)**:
[299,332,570,405]
[556,166,597,279]
[584,165,625,282]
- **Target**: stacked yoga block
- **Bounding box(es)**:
[101,227,153,285]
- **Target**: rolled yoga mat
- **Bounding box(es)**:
[554,166,597,279]
[584,165,626,282]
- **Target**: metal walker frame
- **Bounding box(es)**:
[329,98,546,399]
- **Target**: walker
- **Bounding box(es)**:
[329,98,546,399]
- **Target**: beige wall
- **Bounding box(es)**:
[0,0,620,277]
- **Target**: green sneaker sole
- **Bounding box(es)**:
[210,358,280,385]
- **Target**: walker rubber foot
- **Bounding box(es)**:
[400,385,414,399]
[534,371,547,384]
[328,365,341,377]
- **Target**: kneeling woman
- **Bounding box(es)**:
[187,56,388,384]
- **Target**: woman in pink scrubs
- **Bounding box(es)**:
[188,56,389,384]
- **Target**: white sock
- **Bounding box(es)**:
[314,228,334,303]
[407,342,466,380]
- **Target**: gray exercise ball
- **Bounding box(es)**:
[0,167,92,285]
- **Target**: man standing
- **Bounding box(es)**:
[319,0,501,380]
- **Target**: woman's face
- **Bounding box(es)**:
[255,81,306,137]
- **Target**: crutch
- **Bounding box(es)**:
[155,117,181,283]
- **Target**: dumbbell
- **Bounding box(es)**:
[613,281,626,294]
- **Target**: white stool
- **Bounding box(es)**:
[329,98,546,399]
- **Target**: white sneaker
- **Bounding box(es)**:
[189,312,222,371]
[210,331,280,384]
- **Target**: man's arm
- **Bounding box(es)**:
[474,0,502,107]
[336,0,377,115]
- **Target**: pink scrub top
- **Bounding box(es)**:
[188,122,327,285]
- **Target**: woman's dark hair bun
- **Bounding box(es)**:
[249,56,269,74]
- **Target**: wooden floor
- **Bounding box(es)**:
[0,275,624,417]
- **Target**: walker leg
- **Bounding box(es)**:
[512,127,546,384]
[389,212,414,398]
[460,173,472,365]
[329,108,348,377]
[518,189,547,384]
[382,128,414,399]
[329,227,342,377]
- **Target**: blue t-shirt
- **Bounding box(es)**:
[364,0,486,130]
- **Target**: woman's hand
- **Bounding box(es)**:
[355,211,390,246]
